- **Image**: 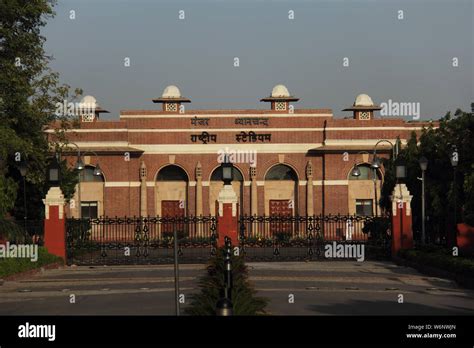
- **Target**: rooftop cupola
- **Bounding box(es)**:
[260,84,299,112]
[343,93,381,120]
[78,95,109,122]
[152,85,191,113]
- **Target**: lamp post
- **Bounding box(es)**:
[66,144,103,219]
[19,161,28,236]
[350,151,379,217]
[419,156,428,245]
[216,236,233,316]
[371,139,400,217]
[395,157,406,250]
[450,147,459,245]
[47,155,62,185]
[221,154,234,186]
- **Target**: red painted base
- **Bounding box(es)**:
[44,206,66,260]
[391,202,413,256]
[457,223,474,255]
[217,203,238,247]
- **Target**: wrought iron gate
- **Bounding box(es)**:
[66,216,217,265]
[66,214,390,265]
[238,214,391,261]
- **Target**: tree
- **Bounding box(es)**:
[0,0,80,220]
[380,109,474,244]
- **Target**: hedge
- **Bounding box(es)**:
[399,247,474,277]
[0,246,63,279]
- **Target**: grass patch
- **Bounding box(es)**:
[399,246,474,277]
[0,246,63,279]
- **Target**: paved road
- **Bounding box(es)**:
[0,261,473,315]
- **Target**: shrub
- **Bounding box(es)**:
[185,248,268,315]
[0,247,63,278]
[399,247,474,277]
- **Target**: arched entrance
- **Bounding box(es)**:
[264,164,298,216]
[156,165,189,217]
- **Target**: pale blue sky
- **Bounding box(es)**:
[43,0,473,120]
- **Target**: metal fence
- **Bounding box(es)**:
[239,214,390,261]
[66,214,391,265]
[66,216,217,265]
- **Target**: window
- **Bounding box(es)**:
[81,201,98,219]
[356,199,373,216]
[165,103,177,112]
[275,101,287,111]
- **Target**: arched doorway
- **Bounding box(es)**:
[156,165,189,217]
[209,166,244,217]
[264,164,298,216]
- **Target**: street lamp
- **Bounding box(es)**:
[395,157,406,250]
[19,161,28,237]
[221,154,234,186]
[419,156,428,245]
[66,144,103,218]
[450,147,459,245]
[350,151,380,216]
[47,155,61,186]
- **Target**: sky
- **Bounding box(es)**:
[42,0,473,120]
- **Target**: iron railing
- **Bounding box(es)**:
[66,215,217,265]
[238,214,389,261]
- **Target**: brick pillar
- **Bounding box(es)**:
[390,183,414,256]
[217,185,238,247]
[42,187,67,260]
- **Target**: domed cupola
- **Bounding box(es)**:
[153,85,191,113]
[78,95,109,122]
[260,84,299,112]
[343,93,381,120]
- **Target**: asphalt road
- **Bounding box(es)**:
[0,261,473,315]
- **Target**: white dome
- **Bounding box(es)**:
[354,94,374,107]
[162,85,182,99]
[271,84,290,98]
[80,95,99,109]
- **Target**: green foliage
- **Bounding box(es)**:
[185,249,268,315]
[0,0,81,219]
[0,246,63,278]
[380,109,474,239]
[399,247,474,277]
[0,219,32,243]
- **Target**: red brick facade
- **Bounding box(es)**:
[47,90,433,218]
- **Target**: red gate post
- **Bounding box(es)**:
[390,183,414,257]
[217,184,239,247]
[42,187,67,260]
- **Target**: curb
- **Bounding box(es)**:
[392,255,474,289]
[3,262,64,282]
